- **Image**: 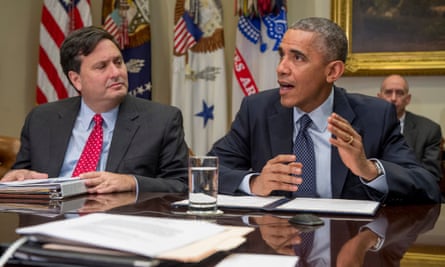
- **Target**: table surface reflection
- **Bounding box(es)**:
[0,192,444,267]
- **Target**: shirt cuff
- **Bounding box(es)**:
[359,159,388,194]
[360,216,388,251]
[239,173,260,195]
[132,175,139,197]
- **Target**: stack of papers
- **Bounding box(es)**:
[0,177,87,200]
[16,213,254,263]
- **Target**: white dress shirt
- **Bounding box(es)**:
[59,100,118,177]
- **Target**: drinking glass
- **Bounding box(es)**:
[188,156,220,215]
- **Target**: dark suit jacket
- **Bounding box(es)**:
[12,95,189,193]
[209,87,441,204]
[403,111,442,181]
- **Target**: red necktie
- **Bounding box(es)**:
[72,114,103,177]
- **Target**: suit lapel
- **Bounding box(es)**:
[106,97,140,172]
[331,87,359,198]
[49,98,80,177]
[268,100,293,156]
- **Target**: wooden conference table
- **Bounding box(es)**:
[0,192,444,266]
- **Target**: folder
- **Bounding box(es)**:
[2,241,161,267]
[172,194,381,216]
[15,213,254,263]
[0,177,87,200]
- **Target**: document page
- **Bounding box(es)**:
[17,213,225,258]
[217,195,284,208]
[216,253,298,267]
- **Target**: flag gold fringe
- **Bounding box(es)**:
[102,0,151,49]
[191,28,224,53]
[174,0,224,56]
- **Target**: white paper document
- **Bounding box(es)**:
[216,253,298,267]
[17,213,226,258]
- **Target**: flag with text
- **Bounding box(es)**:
[232,1,287,118]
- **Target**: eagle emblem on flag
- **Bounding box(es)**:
[102,0,152,99]
[171,0,228,156]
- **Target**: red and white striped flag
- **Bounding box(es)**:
[173,12,203,54]
[36,0,92,104]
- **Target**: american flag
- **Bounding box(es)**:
[103,8,128,49]
[36,0,92,104]
[173,12,203,54]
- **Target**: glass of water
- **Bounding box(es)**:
[188,156,221,215]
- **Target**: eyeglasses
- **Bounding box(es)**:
[382,89,407,98]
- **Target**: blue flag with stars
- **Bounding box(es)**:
[103,0,152,99]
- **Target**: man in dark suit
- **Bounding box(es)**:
[2,26,188,194]
[209,17,441,204]
[378,74,443,181]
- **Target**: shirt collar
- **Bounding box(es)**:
[79,100,119,130]
[293,88,334,132]
[399,112,406,124]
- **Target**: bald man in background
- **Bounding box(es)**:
[378,74,442,181]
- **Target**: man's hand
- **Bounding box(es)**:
[327,113,379,181]
[337,228,379,267]
[1,169,49,182]
[254,215,301,255]
[77,191,137,213]
[79,171,137,194]
[250,154,302,196]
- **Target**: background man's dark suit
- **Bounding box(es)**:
[403,111,442,181]
[12,95,188,192]
[210,87,441,204]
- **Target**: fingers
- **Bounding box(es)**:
[268,154,297,164]
[251,155,305,196]
[80,172,135,194]
[328,113,360,147]
[1,170,48,182]
[256,215,302,255]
